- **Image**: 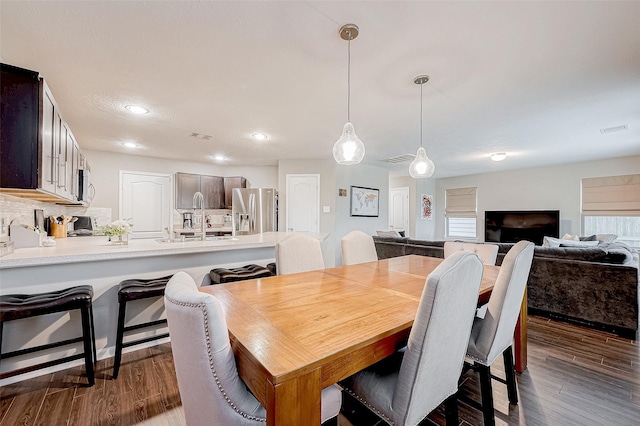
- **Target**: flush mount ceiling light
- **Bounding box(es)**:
[408,75,436,179]
[333,24,365,165]
[124,105,149,115]
[491,152,507,162]
[252,133,268,141]
[121,142,138,148]
[212,155,226,161]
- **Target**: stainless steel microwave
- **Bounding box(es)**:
[78,169,90,202]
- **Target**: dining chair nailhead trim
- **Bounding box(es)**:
[466,337,514,366]
[166,296,267,423]
[343,387,395,425]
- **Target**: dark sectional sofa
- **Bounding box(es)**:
[373,236,640,339]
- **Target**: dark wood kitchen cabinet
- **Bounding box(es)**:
[0,63,87,204]
[201,175,225,209]
[223,176,247,208]
[175,172,224,209]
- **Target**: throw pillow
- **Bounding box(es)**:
[562,233,579,240]
[579,235,597,241]
[543,236,562,247]
[596,233,618,243]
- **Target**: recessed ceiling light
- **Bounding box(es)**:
[125,105,149,114]
[252,133,268,141]
[212,155,226,161]
[122,142,139,148]
[491,152,507,162]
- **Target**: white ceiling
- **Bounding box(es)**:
[1,1,639,178]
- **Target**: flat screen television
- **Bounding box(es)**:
[485,210,559,246]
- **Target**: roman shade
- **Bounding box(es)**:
[581,174,640,216]
[445,187,477,218]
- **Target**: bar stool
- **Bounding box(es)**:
[113,275,173,379]
[266,262,277,275]
[0,285,96,386]
[209,264,273,284]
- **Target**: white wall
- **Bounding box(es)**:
[334,164,389,265]
[388,175,437,240]
[277,159,337,267]
[415,177,437,240]
[435,155,640,241]
[85,150,278,219]
[277,160,389,267]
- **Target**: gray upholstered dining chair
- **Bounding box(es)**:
[341,251,484,426]
[463,240,534,426]
[445,241,500,319]
[341,230,378,265]
[164,271,342,425]
[275,233,325,275]
[444,241,499,266]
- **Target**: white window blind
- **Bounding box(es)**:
[445,187,477,238]
[581,174,640,216]
[445,187,477,218]
[447,217,477,238]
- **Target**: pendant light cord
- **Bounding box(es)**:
[420,82,423,148]
[347,37,351,122]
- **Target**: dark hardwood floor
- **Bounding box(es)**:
[0,315,638,425]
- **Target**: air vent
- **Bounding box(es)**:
[600,125,628,134]
[189,132,213,140]
[381,154,415,164]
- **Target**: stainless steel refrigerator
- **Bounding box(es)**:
[232,188,277,235]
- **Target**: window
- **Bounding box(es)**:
[447,217,477,238]
[445,187,477,239]
[581,174,640,248]
[583,216,640,248]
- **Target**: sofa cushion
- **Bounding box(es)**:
[406,239,445,248]
[533,247,610,262]
[377,230,402,238]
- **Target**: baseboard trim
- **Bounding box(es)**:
[529,308,637,340]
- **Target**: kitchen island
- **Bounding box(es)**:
[0,232,325,385]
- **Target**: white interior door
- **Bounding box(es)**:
[389,187,409,234]
[286,174,320,232]
[120,171,172,239]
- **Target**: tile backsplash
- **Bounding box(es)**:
[0,194,111,237]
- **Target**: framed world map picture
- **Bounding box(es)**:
[350,186,379,217]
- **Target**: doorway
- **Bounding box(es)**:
[120,171,172,239]
[389,187,409,236]
[285,174,320,232]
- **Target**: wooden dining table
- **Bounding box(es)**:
[200,254,527,426]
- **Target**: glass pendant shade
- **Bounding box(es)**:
[409,147,435,178]
[333,122,365,165]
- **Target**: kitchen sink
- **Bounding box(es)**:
[205,236,237,241]
[155,236,237,244]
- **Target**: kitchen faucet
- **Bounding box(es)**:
[193,191,206,241]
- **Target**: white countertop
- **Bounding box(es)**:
[0,232,327,269]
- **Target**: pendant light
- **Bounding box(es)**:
[409,75,436,178]
[333,24,365,165]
